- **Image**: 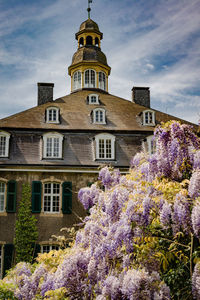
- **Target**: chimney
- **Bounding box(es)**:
[132,87,150,108]
[37,83,54,106]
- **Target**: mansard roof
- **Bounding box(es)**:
[0,89,194,131]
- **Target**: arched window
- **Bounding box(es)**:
[143,110,155,126]
[95,37,99,47]
[95,133,115,160]
[88,94,99,104]
[79,37,84,47]
[99,72,106,91]
[73,71,82,91]
[93,108,106,124]
[43,132,63,159]
[84,69,96,88]
[0,131,10,158]
[46,107,59,124]
[86,36,93,45]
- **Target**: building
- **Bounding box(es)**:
[0,16,195,278]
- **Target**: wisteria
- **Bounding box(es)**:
[2,121,200,299]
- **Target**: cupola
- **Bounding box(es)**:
[68,10,111,93]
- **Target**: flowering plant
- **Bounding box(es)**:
[2,121,200,299]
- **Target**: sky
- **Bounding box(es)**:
[0,0,200,124]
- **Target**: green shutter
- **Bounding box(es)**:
[6,180,17,213]
[3,244,14,277]
[62,182,72,214]
[32,181,42,213]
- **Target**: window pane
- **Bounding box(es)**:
[106,139,112,158]
[99,139,105,158]
[85,70,89,87]
[53,138,59,157]
[91,96,97,103]
[99,72,106,90]
[0,136,6,156]
[91,70,95,87]
[46,138,52,157]
[73,71,81,90]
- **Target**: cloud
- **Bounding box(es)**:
[0,0,199,124]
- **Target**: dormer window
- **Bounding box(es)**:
[88,94,99,104]
[73,71,81,91]
[99,72,106,91]
[95,133,115,160]
[43,132,63,159]
[84,69,96,88]
[46,107,59,124]
[0,131,10,158]
[93,108,106,124]
[143,110,155,126]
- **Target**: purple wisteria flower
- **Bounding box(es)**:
[192,204,200,238]
[192,262,200,299]
[189,170,200,198]
[78,183,100,210]
[98,166,121,189]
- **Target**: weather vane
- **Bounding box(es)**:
[87,0,93,19]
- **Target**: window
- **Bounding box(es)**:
[43,133,63,159]
[84,69,96,88]
[143,110,155,126]
[73,71,82,90]
[93,108,106,124]
[0,182,5,212]
[88,94,99,104]
[46,107,59,124]
[99,72,106,91]
[95,133,115,160]
[0,131,10,158]
[146,135,156,155]
[43,182,60,213]
[41,245,59,253]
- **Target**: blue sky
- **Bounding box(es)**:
[0,0,200,123]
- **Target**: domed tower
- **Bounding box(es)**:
[68,18,111,93]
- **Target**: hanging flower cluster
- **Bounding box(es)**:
[2,121,200,299]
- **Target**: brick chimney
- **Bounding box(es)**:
[132,87,150,108]
[37,83,54,106]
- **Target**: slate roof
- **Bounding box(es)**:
[0,89,194,131]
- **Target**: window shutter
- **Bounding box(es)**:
[32,181,42,213]
[6,180,17,213]
[62,182,72,214]
[3,244,14,277]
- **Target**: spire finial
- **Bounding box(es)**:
[87,0,93,19]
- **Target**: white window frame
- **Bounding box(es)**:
[46,107,60,124]
[73,70,82,91]
[43,132,63,159]
[41,245,59,253]
[0,131,10,158]
[93,108,106,124]
[43,182,61,213]
[84,69,96,88]
[88,94,99,104]
[143,110,155,126]
[0,182,6,213]
[95,133,115,160]
[98,71,106,91]
[146,135,156,155]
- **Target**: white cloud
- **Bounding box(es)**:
[0,0,199,124]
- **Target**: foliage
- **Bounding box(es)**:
[0,281,17,299]
[1,121,200,299]
[14,184,38,264]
